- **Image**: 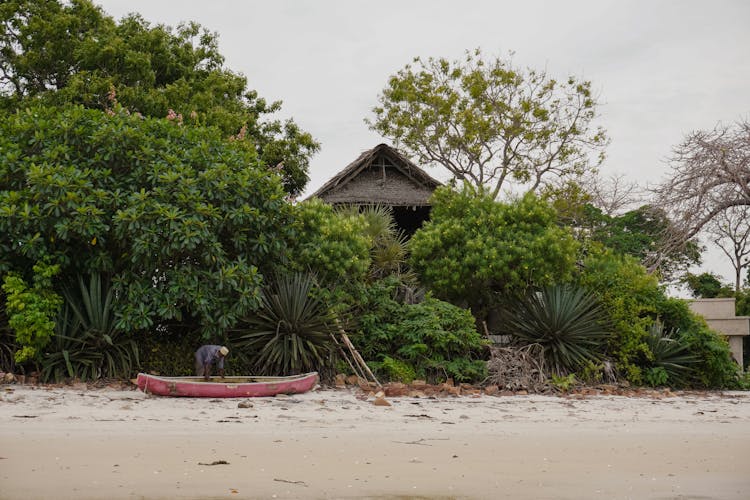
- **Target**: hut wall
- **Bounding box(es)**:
[320,168,434,206]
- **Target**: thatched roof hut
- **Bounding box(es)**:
[311,144,442,235]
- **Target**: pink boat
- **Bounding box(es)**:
[136,372,318,398]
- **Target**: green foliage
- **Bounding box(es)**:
[139,334,201,377]
[0,0,318,194]
[577,251,738,388]
[550,373,577,392]
[576,246,662,383]
[498,284,611,376]
[375,356,417,384]
[0,291,17,372]
[409,186,578,320]
[370,49,608,198]
[288,199,371,286]
[352,278,488,383]
[736,289,750,316]
[0,104,294,337]
[644,367,669,387]
[682,272,733,298]
[648,298,738,389]
[40,274,139,382]
[232,273,338,375]
[574,205,702,282]
[678,324,738,389]
[737,370,750,390]
[2,261,62,362]
[641,323,697,387]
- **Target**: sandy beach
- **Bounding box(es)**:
[1,383,749,500]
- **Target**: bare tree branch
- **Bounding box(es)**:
[653,119,750,263]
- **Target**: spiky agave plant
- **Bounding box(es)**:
[643,322,697,387]
[233,272,337,375]
[41,273,139,382]
[499,284,611,376]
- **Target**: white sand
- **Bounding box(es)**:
[1,384,749,499]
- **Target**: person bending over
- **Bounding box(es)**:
[194,345,229,380]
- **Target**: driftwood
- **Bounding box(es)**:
[486,345,549,392]
[331,326,382,389]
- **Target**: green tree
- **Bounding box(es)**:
[408,186,579,322]
[0,0,318,194]
[370,49,608,198]
[0,104,294,338]
[287,199,372,287]
[683,272,734,299]
[578,204,702,281]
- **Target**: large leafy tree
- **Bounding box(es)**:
[370,49,608,198]
[0,0,318,194]
[408,186,579,321]
[0,104,294,338]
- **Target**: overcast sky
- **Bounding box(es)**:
[95,0,750,284]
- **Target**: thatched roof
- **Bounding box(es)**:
[311,144,442,206]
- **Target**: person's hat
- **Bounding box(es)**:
[219,346,229,356]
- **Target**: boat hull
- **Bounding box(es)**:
[136,372,318,397]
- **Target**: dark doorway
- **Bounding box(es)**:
[393,206,432,238]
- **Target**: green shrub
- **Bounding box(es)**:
[551,373,577,392]
[376,356,417,383]
[287,199,371,286]
[644,367,669,387]
[1,105,292,339]
[2,261,63,363]
[351,278,488,384]
[0,293,16,373]
[576,246,661,384]
[648,298,738,389]
[679,325,738,389]
[641,322,697,388]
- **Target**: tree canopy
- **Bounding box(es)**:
[577,204,702,282]
[0,104,295,338]
[408,186,579,319]
[370,49,609,198]
[0,0,318,194]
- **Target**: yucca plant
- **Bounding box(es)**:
[232,272,337,375]
[643,322,697,387]
[499,284,611,376]
[40,273,139,382]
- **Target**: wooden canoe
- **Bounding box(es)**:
[136,372,318,398]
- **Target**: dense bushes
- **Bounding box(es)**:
[409,186,578,321]
[576,246,737,387]
[350,277,487,383]
[286,199,371,286]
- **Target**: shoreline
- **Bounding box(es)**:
[1,385,749,499]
